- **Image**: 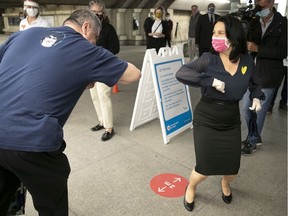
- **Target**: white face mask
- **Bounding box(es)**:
[26,8,38,17]
[256,7,271,18]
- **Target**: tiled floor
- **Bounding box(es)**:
[1,34,287,216]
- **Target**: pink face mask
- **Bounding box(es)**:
[212,37,230,52]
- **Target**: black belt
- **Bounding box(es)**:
[201,96,239,105]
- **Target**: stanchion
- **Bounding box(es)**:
[112,84,119,93]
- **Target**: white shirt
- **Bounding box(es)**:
[151,20,163,38]
[260,14,274,37]
[19,16,49,31]
[209,14,215,23]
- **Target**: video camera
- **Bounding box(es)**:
[230,4,261,22]
[230,0,262,34]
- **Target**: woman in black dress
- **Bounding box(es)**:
[144,6,169,53]
[176,15,264,212]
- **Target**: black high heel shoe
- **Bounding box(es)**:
[183,186,194,212]
[222,192,232,204]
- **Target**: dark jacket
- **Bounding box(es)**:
[144,17,154,37]
[248,8,287,88]
[166,19,173,38]
[195,13,220,49]
[144,19,169,53]
[97,20,119,55]
[188,12,200,38]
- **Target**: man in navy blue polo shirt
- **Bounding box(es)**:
[0,9,140,215]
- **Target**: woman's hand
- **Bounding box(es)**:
[249,98,262,112]
[148,32,164,38]
[154,32,163,37]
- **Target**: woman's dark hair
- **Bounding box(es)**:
[212,15,247,63]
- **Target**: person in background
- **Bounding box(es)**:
[165,12,173,47]
[267,64,287,113]
[195,3,220,56]
[19,0,49,31]
[0,9,140,215]
[133,17,139,30]
[188,5,200,61]
[19,11,25,21]
[144,6,169,53]
[241,0,287,155]
[143,12,154,47]
[176,15,264,212]
[88,0,120,141]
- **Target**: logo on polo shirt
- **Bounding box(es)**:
[40,31,65,48]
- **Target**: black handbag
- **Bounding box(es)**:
[248,111,261,139]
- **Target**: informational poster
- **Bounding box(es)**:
[154,59,192,136]
[130,46,192,144]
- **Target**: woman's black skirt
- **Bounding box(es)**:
[193,97,241,175]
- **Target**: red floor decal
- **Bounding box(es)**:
[150,173,188,198]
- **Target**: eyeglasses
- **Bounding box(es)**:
[91,10,103,15]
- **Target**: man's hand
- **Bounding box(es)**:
[247,42,258,52]
[86,82,95,89]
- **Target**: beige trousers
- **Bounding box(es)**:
[188,38,199,61]
[90,82,113,128]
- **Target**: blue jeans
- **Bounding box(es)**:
[242,88,276,145]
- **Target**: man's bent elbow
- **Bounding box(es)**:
[119,63,141,84]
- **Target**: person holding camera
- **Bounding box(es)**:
[241,0,287,155]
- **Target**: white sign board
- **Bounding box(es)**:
[130,46,193,144]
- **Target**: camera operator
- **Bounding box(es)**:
[241,0,287,155]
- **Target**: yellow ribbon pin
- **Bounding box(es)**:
[241,66,247,74]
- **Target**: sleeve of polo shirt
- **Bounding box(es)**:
[90,47,128,87]
[0,43,5,62]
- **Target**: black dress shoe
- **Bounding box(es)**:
[183,186,194,212]
[222,192,232,204]
[91,124,104,132]
[101,128,114,141]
